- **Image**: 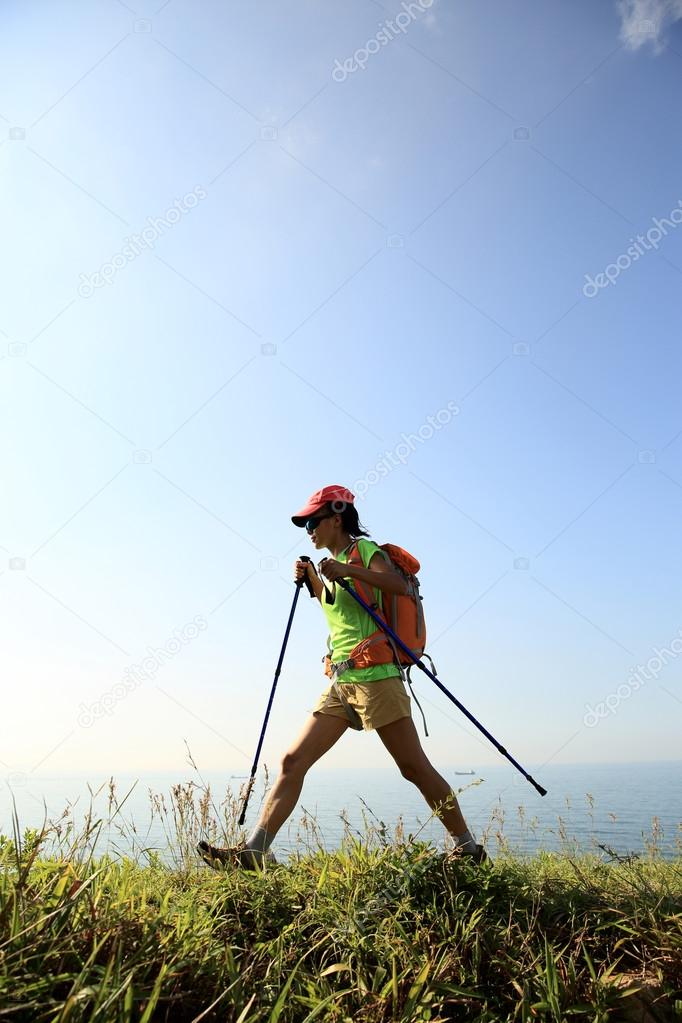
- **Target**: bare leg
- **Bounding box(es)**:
[377,715,468,839]
[256,712,349,840]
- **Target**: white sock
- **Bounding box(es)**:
[454,828,477,854]
[245,825,275,854]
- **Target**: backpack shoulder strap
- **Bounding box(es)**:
[346,538,385,612]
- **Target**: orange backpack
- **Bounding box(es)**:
[323,540,426,677]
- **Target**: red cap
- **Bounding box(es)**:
[291,485,355,527]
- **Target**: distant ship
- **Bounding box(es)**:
[454,770,475,775]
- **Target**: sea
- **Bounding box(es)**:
[2,761,680,865]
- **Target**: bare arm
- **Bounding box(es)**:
[322,551,408,596]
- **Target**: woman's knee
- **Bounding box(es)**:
[398,758,429,784]
[280,750,308,777]
[279,714,347,778]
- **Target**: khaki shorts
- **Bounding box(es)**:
[312,675,411,731]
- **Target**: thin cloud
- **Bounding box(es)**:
[617,0,682,52]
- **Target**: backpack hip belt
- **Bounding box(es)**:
[327,656,355,680]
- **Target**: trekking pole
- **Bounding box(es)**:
[336,578,547,797]
[237,555,316,826]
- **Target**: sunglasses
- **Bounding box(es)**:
[305,512,335,534]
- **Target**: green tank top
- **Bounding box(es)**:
[320,537,401,684]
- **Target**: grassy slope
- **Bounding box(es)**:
[1,829,681,1022]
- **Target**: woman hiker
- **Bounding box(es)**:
[198,484,486,869]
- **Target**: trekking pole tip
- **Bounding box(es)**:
[238,776,256,825]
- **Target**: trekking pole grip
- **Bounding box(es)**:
[298,555,316,597]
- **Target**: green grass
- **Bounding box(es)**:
[0,776,681,1022]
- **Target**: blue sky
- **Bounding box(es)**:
[1,0,681,787]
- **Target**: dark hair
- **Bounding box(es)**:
[324,500,370,538]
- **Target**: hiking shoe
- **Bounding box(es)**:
[470,843,490,865]
[197,840,277,871]
[446,842,491,866]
